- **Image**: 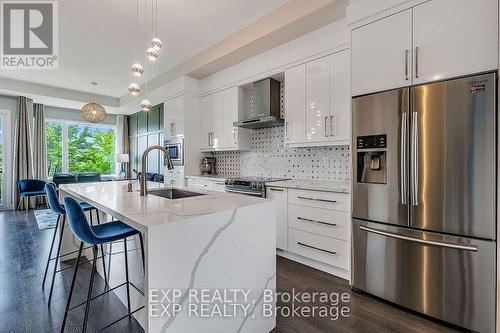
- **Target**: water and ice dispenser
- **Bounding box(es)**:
[356,134,387,184]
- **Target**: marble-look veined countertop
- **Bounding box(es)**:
[265,179,350,194]
[59,181,266,232]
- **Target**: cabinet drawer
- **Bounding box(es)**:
[288,205,350,241]
[288,189,350,212]
[288,229,349,270]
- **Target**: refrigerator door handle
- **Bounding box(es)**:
[400,112,408,205]
[411,111,419,206]
[359,226,478,252]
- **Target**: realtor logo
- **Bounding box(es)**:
[1,1,58,69]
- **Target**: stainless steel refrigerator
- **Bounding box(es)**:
[352,72,496,332]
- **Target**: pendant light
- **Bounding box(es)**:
[151,0,162,50]
[131,0,143,77]
[128,83,140,96]
[146,0,159,61]
[82,82,107,123]
[141,49,151,111]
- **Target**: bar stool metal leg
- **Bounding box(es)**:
[42,214,61,289]
[48,215,65,305]
[82,245,98,333]
[60,242,84,333]
[95,210,108,287]
[124,237,131,314]
[138,233,145,273]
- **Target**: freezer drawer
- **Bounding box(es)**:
[352,219,495,333]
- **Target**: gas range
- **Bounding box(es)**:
[224,177,288,197]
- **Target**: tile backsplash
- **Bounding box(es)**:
[214,126,350,182]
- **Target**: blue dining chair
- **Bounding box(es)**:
[42,183,108,306]
[60,196,145,333]
[17,179,48,210]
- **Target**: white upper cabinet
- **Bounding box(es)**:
[305,57,330,143]
[352,0,498,95]
[412,0,498,84]
[329,49,350,143]
[285,50,351,146]
[199,94,214,151]
[285,64,306,144]
[164,96,184,138]
[351,9,412,96]
[199,87,249,151]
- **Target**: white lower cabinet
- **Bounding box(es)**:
[268,186,351,278]
[266,187,288,250]
[288,229,350,270]
[186,177,226,192]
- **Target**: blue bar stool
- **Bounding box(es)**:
[60,196,145,333]
[42,183,108,305]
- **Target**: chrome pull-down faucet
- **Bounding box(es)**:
[137,145,174,196]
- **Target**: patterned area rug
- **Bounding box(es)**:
[33,209,58,230]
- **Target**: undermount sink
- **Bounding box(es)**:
[148,188,205,199]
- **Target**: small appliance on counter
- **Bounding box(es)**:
[200,156,216,175]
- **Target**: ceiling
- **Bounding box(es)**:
[0,0,289,98]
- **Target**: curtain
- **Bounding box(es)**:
[33,104,47,180]
[115,115,130,178]
[12,97,34,209]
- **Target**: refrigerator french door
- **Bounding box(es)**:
[352,72,496,333]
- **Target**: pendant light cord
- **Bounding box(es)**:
[135,0,138,60]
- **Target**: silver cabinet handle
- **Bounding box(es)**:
[405,49,409,80]
[297,216,336,227]
[208,132,211,146]
[286,121,289,140]
[269,188,284,192]
[359,226,478,252]
[411,111,419,206]
[324,116,328,137]
[297,242,337,255]
[233,128,237,145]
[330,115,334,137]
[400,112,408,205]
[415,46,419,79]
[297,196,337,203]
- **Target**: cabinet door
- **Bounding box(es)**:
[211,92,225,149]
[199,95,213,150]
[305,57,330,143]
[351,9,412,96]
[164,96,184,137]
[222,87,239,149]
[329,49,351,142]
[266,187,288,250]
[285,64,306,144]
[413,0,498,84]
[147,105,160,132]
[146,134,159,173]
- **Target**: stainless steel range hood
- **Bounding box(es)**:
[233,78,283,129]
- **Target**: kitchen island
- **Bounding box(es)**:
[59,181,276,333]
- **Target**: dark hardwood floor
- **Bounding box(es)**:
[0,209,464,333]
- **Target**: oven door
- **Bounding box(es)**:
[165,141,183,166]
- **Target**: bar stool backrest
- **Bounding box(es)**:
[63,196,98,244]
[45,183,65,215]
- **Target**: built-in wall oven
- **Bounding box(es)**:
[164,138,184,166]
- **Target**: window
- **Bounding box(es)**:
[46,122,63,175]
[46,121,116,176]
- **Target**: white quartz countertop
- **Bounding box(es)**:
[59,181,265,232]
[265,179,350,194]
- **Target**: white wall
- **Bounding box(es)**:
[199,19,350,94]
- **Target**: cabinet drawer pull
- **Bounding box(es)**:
[270,188,284,192]
[297,196,337,203]
[330,116,334,137]
[297,216,336,227]
[324,116,328,137]
[297,242,337,255]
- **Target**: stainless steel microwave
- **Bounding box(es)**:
[164,138,184,166]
